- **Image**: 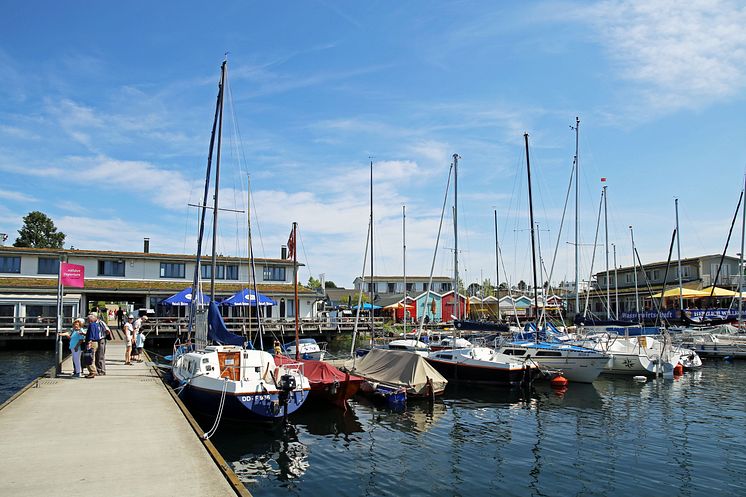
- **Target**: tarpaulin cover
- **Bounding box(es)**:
[274,355,363,386]
[342,348,447,395]
[207,301,245,346]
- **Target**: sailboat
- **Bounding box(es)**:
[424,153,541,387]
[171,60,310,420]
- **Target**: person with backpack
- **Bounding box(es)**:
[84,313,102,378]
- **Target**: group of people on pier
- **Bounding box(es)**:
[60,313,147,378]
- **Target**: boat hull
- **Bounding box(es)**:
[308,377,363,409]
[425,358,538,387]
[180,383,310,420]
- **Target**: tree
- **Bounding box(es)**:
[517,280,527,291]
[307,276,322,291]
[324,281,337,289]
[14,211,65,249]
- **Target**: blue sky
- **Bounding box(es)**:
[1,1,745,289]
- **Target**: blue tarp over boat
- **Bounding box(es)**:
[207,301,247,347]
[220,288,276,307]
[352,303,382,310]
[161,287,211,306]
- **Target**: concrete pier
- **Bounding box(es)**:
[0,342,248,497]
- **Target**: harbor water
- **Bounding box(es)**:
[2,349,744,496]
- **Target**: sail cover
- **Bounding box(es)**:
[343,348,447,395]
[207,301,245,346]
[274,355,363,386]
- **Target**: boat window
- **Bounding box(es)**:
[504,349,526,356]
[202,357,210,363]
[535,351,563,357]
[439,354,453,360]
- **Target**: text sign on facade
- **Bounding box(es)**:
[60,262,85,288]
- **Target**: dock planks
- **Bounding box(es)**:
[0,342,247,497]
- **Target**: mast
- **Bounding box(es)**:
[573,117,580,321]
[494,209,500,320]
[188,60,225,337]
[630,226,640,321]
[247,175,265,350]
[293,222,299,360]
[612,243,619,319]
[453,153,460,322]
[675,198,684,314]
[738,174,746,330]
[524,133,539,325]
[603,184,610,319]
[403,205,407,336]
[369,159,374,336]
[209,61,226,301]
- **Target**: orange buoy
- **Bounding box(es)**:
[550,375,569,388]
[673,364,684,376]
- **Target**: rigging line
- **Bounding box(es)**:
[582,189,604,317]
[298,227,312,281]
[417,162,454,338]
[540,161,575,326]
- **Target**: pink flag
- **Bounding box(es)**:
[61,262,85,288]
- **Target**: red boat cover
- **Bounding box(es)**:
[274,356,363,386]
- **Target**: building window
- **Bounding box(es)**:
[406,283,414,291]
[37,257,60,275]
[160,263,185,278]
[0,256,21,273]
[202,264,226,280]
[367,283,374,293]
[625,273,633,284]
[263,266,286,282]
[387,283,396,293]
[225,264,239,280]
[98,260,125,277]
[441,283,452,292]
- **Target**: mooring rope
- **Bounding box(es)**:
[203,378,229,440]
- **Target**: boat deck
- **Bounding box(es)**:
[0,342,248,497]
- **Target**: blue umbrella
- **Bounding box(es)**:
[220,288,276,307]
[161,287,211,306]
[352,302,382,310]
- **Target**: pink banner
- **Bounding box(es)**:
[60,262,85,288]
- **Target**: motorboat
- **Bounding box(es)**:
[426,346,541,387]
[283,338,327,361]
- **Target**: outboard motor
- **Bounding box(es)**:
[278,374,297,423]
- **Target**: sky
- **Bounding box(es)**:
[1,0,746,290]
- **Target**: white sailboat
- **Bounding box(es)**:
[171,60,310,420]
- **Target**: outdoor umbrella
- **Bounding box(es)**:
[220,288,277,306]
[161,287,211,306]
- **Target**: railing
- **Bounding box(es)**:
[0,316,76,337]
[701,274,742,287]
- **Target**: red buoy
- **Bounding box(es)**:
[550,375,569,388]
[674,364,684,376]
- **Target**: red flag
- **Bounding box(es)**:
[286,229,295,260]
[601,177,607,182]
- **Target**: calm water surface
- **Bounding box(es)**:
[2,348,744,496]
[203,361,746,497]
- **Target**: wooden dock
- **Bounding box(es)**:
[0,342,249,497]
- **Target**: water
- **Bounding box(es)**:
[2,348,744,496]
[0,349,56,403]
[202,362,746,497]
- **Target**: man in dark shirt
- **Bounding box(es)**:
[84,313,102,378]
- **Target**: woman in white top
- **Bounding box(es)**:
[123,314,135,365]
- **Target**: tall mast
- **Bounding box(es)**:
[402,205,407,335]
[453,153,460,321]
[188,60,225,337]
[494,209,501,320]
[603,184,610,319]
[630,226,640,320]
[524,133,539,324]
[612,243,619,319]
[739,175,745,327]
[369,159,374,335]
[293,222,299,360]
[675,198,684,314]
[573,117,580,320]
[209,61,226,301]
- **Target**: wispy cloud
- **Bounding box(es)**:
[0,189,36,202]
[574,0,746,115]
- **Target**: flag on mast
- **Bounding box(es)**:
[286,228,295,260]
[601,177,607,182]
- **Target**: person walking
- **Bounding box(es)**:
[124,314,135,365]
[116,307,125,330]
[84,313,102,378]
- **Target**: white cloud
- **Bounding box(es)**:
[577,0,746,113]
[0,189,36,202]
